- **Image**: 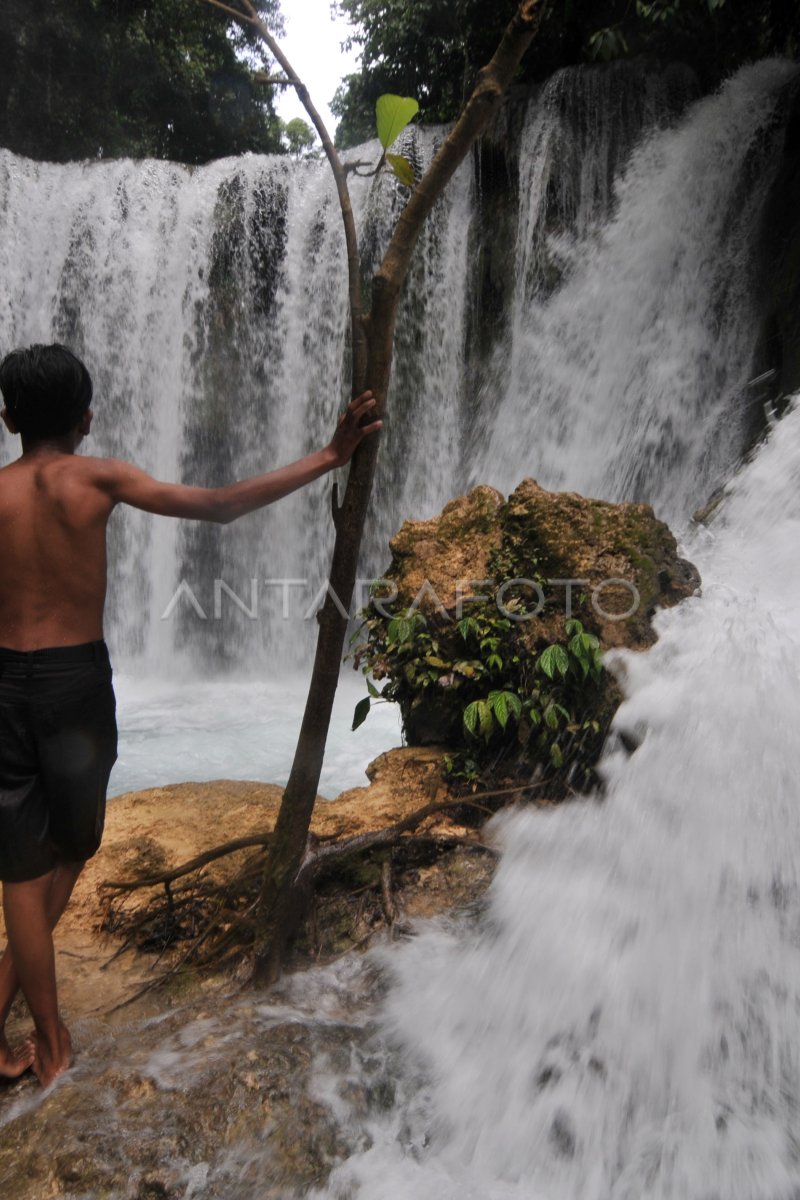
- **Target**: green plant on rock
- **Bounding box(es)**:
[350,592,613,794]
[441,752,481,785]
[458,618,604,779]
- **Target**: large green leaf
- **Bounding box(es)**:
[463,701,480,735]
[491,690,509,729]
[376,94,419,149]
[478,700,494,740]
[386,153,415,187]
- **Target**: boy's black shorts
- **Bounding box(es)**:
[0,640,118,883]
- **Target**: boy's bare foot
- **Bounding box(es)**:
[31,1022,73,1088]
[0,1032,35,1080]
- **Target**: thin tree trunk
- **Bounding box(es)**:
[198,0,549,985]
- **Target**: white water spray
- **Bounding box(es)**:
[0,137,474,674]
[309,400,800,1198]
[477,59,796,521]
[1,60,774,680]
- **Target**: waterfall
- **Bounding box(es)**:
[0,138,473,671]
[1,51,800,1198]
[474,58,796,520]
[2,59,789,674]
[305,389,800,1199]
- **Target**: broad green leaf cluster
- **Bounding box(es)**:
[376,94,420,150]
[369,94,419,187]
[350,591,613,794]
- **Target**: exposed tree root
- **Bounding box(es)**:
[102,833,274,890]
[98,789,520,1003]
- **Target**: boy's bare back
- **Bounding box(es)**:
[0,453,112,651]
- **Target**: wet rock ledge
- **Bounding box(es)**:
[0,750,493,1200]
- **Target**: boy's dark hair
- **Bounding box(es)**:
[0,343,93,440]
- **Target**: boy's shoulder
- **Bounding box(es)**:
[54,453,134,481]
[0,453,136,496]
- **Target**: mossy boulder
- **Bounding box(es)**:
[384,479,698,649]
[498,479,699,651]
[358,480,699,789]
[386,484,506,612]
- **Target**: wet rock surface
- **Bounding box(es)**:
[754,73,800,409]
[0,756,493,1200]
[0,961,386,1200]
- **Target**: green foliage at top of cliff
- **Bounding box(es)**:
[332,0,800,148]
[0,0,285,164]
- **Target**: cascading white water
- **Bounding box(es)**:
[0,135,474,673]
[0,131,475,788]
[0,60,728,792]
[0,59,769,679]
[304,392,800,1200]
[475,59,796,521]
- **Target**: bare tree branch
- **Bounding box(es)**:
[101,832,272,891]
[197,0,367,389]
[308,795,497,868]
[188,0,552,987]
[252,72,291,86]
[200,0,257,25]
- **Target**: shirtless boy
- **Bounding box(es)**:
[0,342,380,1088]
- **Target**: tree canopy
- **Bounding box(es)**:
[332,0,800,148]
[0,0,285,164]
[281,116,317,157]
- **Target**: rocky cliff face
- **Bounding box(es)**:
[755,73,800,409]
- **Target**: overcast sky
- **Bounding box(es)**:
[273,0,362,138]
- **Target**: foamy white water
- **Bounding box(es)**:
[307,400,800,1199]
[476,59,796,521]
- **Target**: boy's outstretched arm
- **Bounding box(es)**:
[102,390,381,524]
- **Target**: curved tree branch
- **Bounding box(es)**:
[192,0,552,988]
[369,0,548,383]
[198,0,367,389]
[200,0,257,25]
[100,832,273,891]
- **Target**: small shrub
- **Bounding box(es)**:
[349,594,614,795]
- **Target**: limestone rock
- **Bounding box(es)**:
[381,478,699,652]
[387,485,505,612]
[363,479,700,756]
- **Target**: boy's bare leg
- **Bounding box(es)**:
[1,862,84,1086]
